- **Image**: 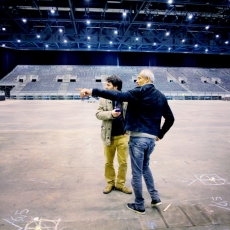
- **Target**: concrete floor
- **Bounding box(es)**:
[0,100,230,230]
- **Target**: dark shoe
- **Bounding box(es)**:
[103,185,115,194]
[115,186,132,194]
[151,199,162,207]
[126,203,145,215]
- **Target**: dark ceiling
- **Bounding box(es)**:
[0,0,230,54]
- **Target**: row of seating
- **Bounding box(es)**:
[0,65,230,94]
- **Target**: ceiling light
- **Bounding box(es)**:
[153,42,156,46]
[136,37,139,41]
[165,31,170,36]
[110,41,113,44]
[205,48,208,52]
[114,30,118,35]
[37,35,40,38]
[147,23,151,27]
[129,46,131,49]
[87,36,90,40]
[182,39,185,43]
[123,10,126,17]
[2,27,6,31]
[188,14,193,20]
[22,18,27,23]
[50,9,55,14]
[17,39,21,42]
[64,39,67,43]
[205,25,209,30]
[86,20,90,25]
[216,34,219,38]
[59,29,63,33]
[225,41,229,44]
[168,0,173,4]
[2,44,5,47]
[168,47,171,50]
[88,45,91,48]
[195,44,198,47]
[45,44,48,48]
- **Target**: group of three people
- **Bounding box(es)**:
[79,69,175,215]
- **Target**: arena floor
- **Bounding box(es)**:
[0,100,230,230]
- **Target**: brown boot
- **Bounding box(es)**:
[103,185,115,194]
[115,186,132,194]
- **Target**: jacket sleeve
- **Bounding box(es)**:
[92,88,139,102]
[158,100,175,139]
[95,98,114,121]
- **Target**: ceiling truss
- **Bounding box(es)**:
[0,0,229,54]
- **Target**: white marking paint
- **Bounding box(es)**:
[3,218,23,230]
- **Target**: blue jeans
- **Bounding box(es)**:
[129,136,160,210]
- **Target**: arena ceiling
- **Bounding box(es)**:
[0,0,230,54]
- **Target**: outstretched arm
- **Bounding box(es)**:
[79,88,138,102]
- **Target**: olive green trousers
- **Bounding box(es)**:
[104,135,129,188]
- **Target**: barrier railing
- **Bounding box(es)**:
[7,91,230,100]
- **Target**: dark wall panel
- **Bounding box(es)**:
[119,52,150,66]
[0,48,17,80]
[15,50,118,66]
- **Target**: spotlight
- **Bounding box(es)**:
[64,39,67,43]
[225,41,229,44]
[182,39,185,43]
[88,45,91,48]
[136,37,139,41]
[2,44,5,47]
[86,20,90,25]
[195,44,198,47]
[22,18,27,23]
[2,27,6,31]
[45,44,49,48]
[165,31,170,36]
[87,36,90,40]
[50,8,55,14]
[37,35,40,38]
[110,41,113,44]
[205,48,208,52]
[216,34,219,38]
[147,23,151,27]
[188,14,193,20]
[123,10,126,17]
[205,25,209,30]
[59,29,63,33]
[114,30,118,35]
[17,39,21,42]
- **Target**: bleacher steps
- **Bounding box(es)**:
[167,73,193,93]
[58,82,69,93]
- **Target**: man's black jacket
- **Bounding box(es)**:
[92,83,175,139]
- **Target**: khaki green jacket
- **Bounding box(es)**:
[96,98,127,146]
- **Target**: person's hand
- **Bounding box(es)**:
[111,109,121,118]
[156,137,160,141]
[76,88,92,98]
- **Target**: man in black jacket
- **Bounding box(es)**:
[79,69,175,215]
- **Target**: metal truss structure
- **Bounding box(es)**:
[0,0,230,54]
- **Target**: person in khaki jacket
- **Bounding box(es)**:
[96,75,132,195]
